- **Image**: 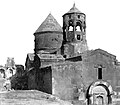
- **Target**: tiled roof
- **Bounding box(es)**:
[35,13,62,34]
[63,3,82,16]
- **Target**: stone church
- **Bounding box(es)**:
[25,3,120,105]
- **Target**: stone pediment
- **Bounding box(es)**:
[87,49,116,61]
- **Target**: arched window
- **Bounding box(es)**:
[69,26,73,31]
[6,68,13,78]
[76,26,81,31]
[76,21,82,32]
[77,35,81,40]
[69,21,73,25]
[98,67,102,79]
[76,34,83,41]
[9,69,13,74]
[69,15,71,19]
[82,21,86,32]
[0,69,5,78]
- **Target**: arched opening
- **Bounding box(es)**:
[76,34,83,41]
[68,26,73,31]
[0,68,5,78]
[6,68,14,79]
[76,26,81,31]
[68,20,73,32]
[86,81,112,105]
[76,21,82,32]
[96,96,103,105]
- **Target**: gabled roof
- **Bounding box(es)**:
[63,3,82,16]
[34,13,62,34]
[88,48,116,60]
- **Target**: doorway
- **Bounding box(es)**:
[86,81,112,105]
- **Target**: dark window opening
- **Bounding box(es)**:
[69,21,73,25]
[51,51,57,54]
[69,15,71,19]
[77,35,81,40]
[39,66,52,94]
[63,55,67,58]
[98,68,102,79]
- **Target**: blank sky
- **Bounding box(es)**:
[0,0,120,66]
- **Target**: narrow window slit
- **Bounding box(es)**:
[98,68,102,79]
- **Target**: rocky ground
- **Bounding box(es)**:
[1,91,120,105]
[0,90,72,105]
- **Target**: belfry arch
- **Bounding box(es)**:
[86,80,113,105]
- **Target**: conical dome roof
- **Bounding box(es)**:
[63,3,82,16]
[35,13,62,34]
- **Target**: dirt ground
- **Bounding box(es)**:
[0,90,72,105]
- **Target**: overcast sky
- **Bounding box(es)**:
[0,0,120,66]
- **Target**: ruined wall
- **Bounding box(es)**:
[28,66,52,94]
[27,69,37,90]
[39,67,52,94]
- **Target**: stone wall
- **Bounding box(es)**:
[25,49,120,105]
[35,32,63,53]
[52,49,119,101]
[52,61,84,101]
[82,49,118,90]
[27,66,52,94]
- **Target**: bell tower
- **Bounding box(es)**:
[62,3,88,58]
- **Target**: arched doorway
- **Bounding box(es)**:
[86,81,113,105]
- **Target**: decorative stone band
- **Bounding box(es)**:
[88,80,113,96]
[34,31,63,35]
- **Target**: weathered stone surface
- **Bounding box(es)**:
[51,49,119,102]
[35,32,63,54]
[52,61,84,100]
[0,90,72,105]
[34,13,63,54]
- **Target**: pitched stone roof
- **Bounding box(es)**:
[34,13,62,34]
[86,49,116,60]
[63,3,82,16]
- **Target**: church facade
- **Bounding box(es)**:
[25,4,120,105]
